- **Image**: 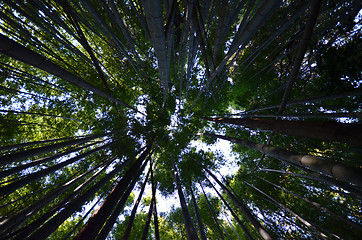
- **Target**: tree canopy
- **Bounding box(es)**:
[0,0,361,239]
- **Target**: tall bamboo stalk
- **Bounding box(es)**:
[205,133,362,187]
[206,117,362,146]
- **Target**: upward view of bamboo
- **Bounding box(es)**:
[245,182,332,239]
[0,1,360,239]
[0,135,82,152]
[0,141,101,179]
[150,161,160,240]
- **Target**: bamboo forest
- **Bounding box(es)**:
[0,0,361,239]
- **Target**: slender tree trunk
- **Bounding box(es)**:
[219,220,233,240]
[0,189,40,210]
[257,194,313,238]
[288,159,362,199]
[63,194,104,240]
[200,182,225,240]
[257,176,362,233]
[257,168,362,200]
[190,0,281,112]
[206,117,362,146]
[142,0,169,106]
[59,0,112,94]
[278,0,322,113]
[122,167,151,240]
[0,133,106,166]
[104,0,139,51]
[205,133,362,187]
[0,141,113,198]
[245,182,338,240]
[0,155,115,236]
[141,186,155,240]
[0,109,80,121]
[2,154,118,239]
[60,0,126,120]
[0,135,80,152]
[194,160,272,240]
[243,88,362,114]
[192,4,211,78]
[151,162,160,240]
[8,148,142,239]
[0,141,101,179]
[0,85,53,101]
[96,158,151,240]
[0,33,137,111]
[171,155,199,240]
[0,60,70,93]
[226,215,242,240]
[207,177,255,240]
[225,112,362,119]
[74,145,152,240]
[25,149,142,240]
[189,181,207,240]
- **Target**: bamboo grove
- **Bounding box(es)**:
[0,0,361,239]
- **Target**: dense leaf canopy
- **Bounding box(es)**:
[0,0,361,239]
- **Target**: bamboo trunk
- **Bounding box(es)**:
[0,141,101,179]
[257,176,362,233]
[171,155,199,240]
[0,155,115,236]
[95,159,150,240]
[25,150,141,240]
[189,181,207,240]
[257,168,362,200]
[74,145,152,240]
[195,160,272,240]
[0,109,80,121]
[200,182,225,240]
[278,0,322,113]
[206,177,255,240]
[151,162,160,240]
[226,112,361,119]
[141,186,155,240]
[243,88,362,114]
[0,142,113,198]
[189,0,281,111]
[142,0,169,106]
[245,182,337,239]
[0,33,137,111]
[0,135,78,152]
[206,133,362,187]
[121,168,151,240]
[0,133,106,166]
[206,117,362,146]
